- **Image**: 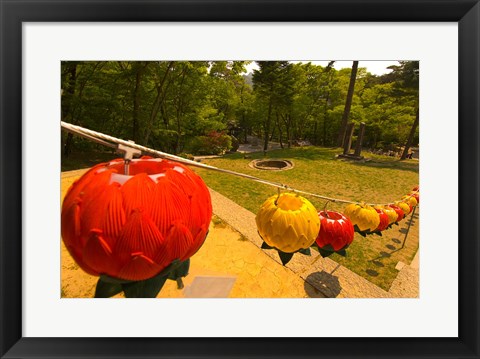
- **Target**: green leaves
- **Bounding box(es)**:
[278,251,294,266]
[260,240,311,266]
[61,60,418,164]
[94,280,123,298]
[318,248,334,258]
[315,243,347,258]
[298,247,311,256]
[94,259,190,298]
[261,241,273,250]
[122,275,168,298]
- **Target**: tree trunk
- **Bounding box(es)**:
[322,92,331,146]
[144,61,174,145]
[263,97,273,151]
[62,63,77,157]
[400,107,419,160]
[354,122,366,157]
[269,124,276,141]
[343,122,355,155]
[337,61,359,147]
[173,65,189,154]
[132,62,149,142]
[283,114,291,148]
[243,114,248,143]
[276,113,284,149]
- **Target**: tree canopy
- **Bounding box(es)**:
[61,60,419,157]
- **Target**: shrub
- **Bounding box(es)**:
[149,129,179,153]
[230,135,240,152]
[186,131,232,155]
[177,153,195,161]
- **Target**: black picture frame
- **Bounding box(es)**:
[1,0,479,358]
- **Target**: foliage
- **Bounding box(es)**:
[61,60,419,156]
[230,135,240,152]
[185,131,233,155]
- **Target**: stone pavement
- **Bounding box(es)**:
[237,135,282,153]
[389,250,419,297]
[61,169,418,298]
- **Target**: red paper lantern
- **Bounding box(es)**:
[410,186,420,204]
[409,193,419,204]
[389,204,405,222]
[316,211,354,252]
[374,208,390,232]
[61,157,212,281]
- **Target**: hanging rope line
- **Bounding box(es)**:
[61,121,418,206]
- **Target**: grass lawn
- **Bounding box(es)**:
[193,146,419,291]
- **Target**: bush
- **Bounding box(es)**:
[177,153,195,161]
[230,135,240,152]
[149,129,179,153]
[186,131,232,155]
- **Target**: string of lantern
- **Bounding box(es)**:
[61,121,419,297]
[61,121,417,207]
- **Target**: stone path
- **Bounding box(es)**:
[237,135,282,153]
[389,250,419,297]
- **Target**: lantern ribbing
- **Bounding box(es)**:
[61,121,418,206]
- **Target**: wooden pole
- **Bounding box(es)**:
[354,122,366,157]
[343,123,355,155]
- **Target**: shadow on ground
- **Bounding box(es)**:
[304,271,342,298]
[364,209,418,286]
[347,158,419,174]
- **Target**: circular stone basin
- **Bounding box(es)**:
[249,159,294,171]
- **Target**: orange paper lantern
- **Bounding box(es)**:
[61,157,212,281]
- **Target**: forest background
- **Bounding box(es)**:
[61,60,419,160]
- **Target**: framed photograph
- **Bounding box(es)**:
[1,0,479,358]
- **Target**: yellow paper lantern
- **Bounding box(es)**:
[344,203,380,232]
[376,205,398,224]
[402,195,418,208]
[395,201,412,215]
[256,193,320,253]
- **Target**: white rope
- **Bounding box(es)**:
[61,121,418,207]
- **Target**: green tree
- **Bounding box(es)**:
[388,61,420,159]
[252,61,294,150]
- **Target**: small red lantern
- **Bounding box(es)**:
[389,204,405,222]
[316,211,354,254]
[374,208,390,232]
[61,157,212,282]
[410,186,420,204]
[409,193,419,204]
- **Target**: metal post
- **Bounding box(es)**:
[401,206,417,249]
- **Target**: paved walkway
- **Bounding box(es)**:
[237,135,282,153]
[389,248,419,297]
